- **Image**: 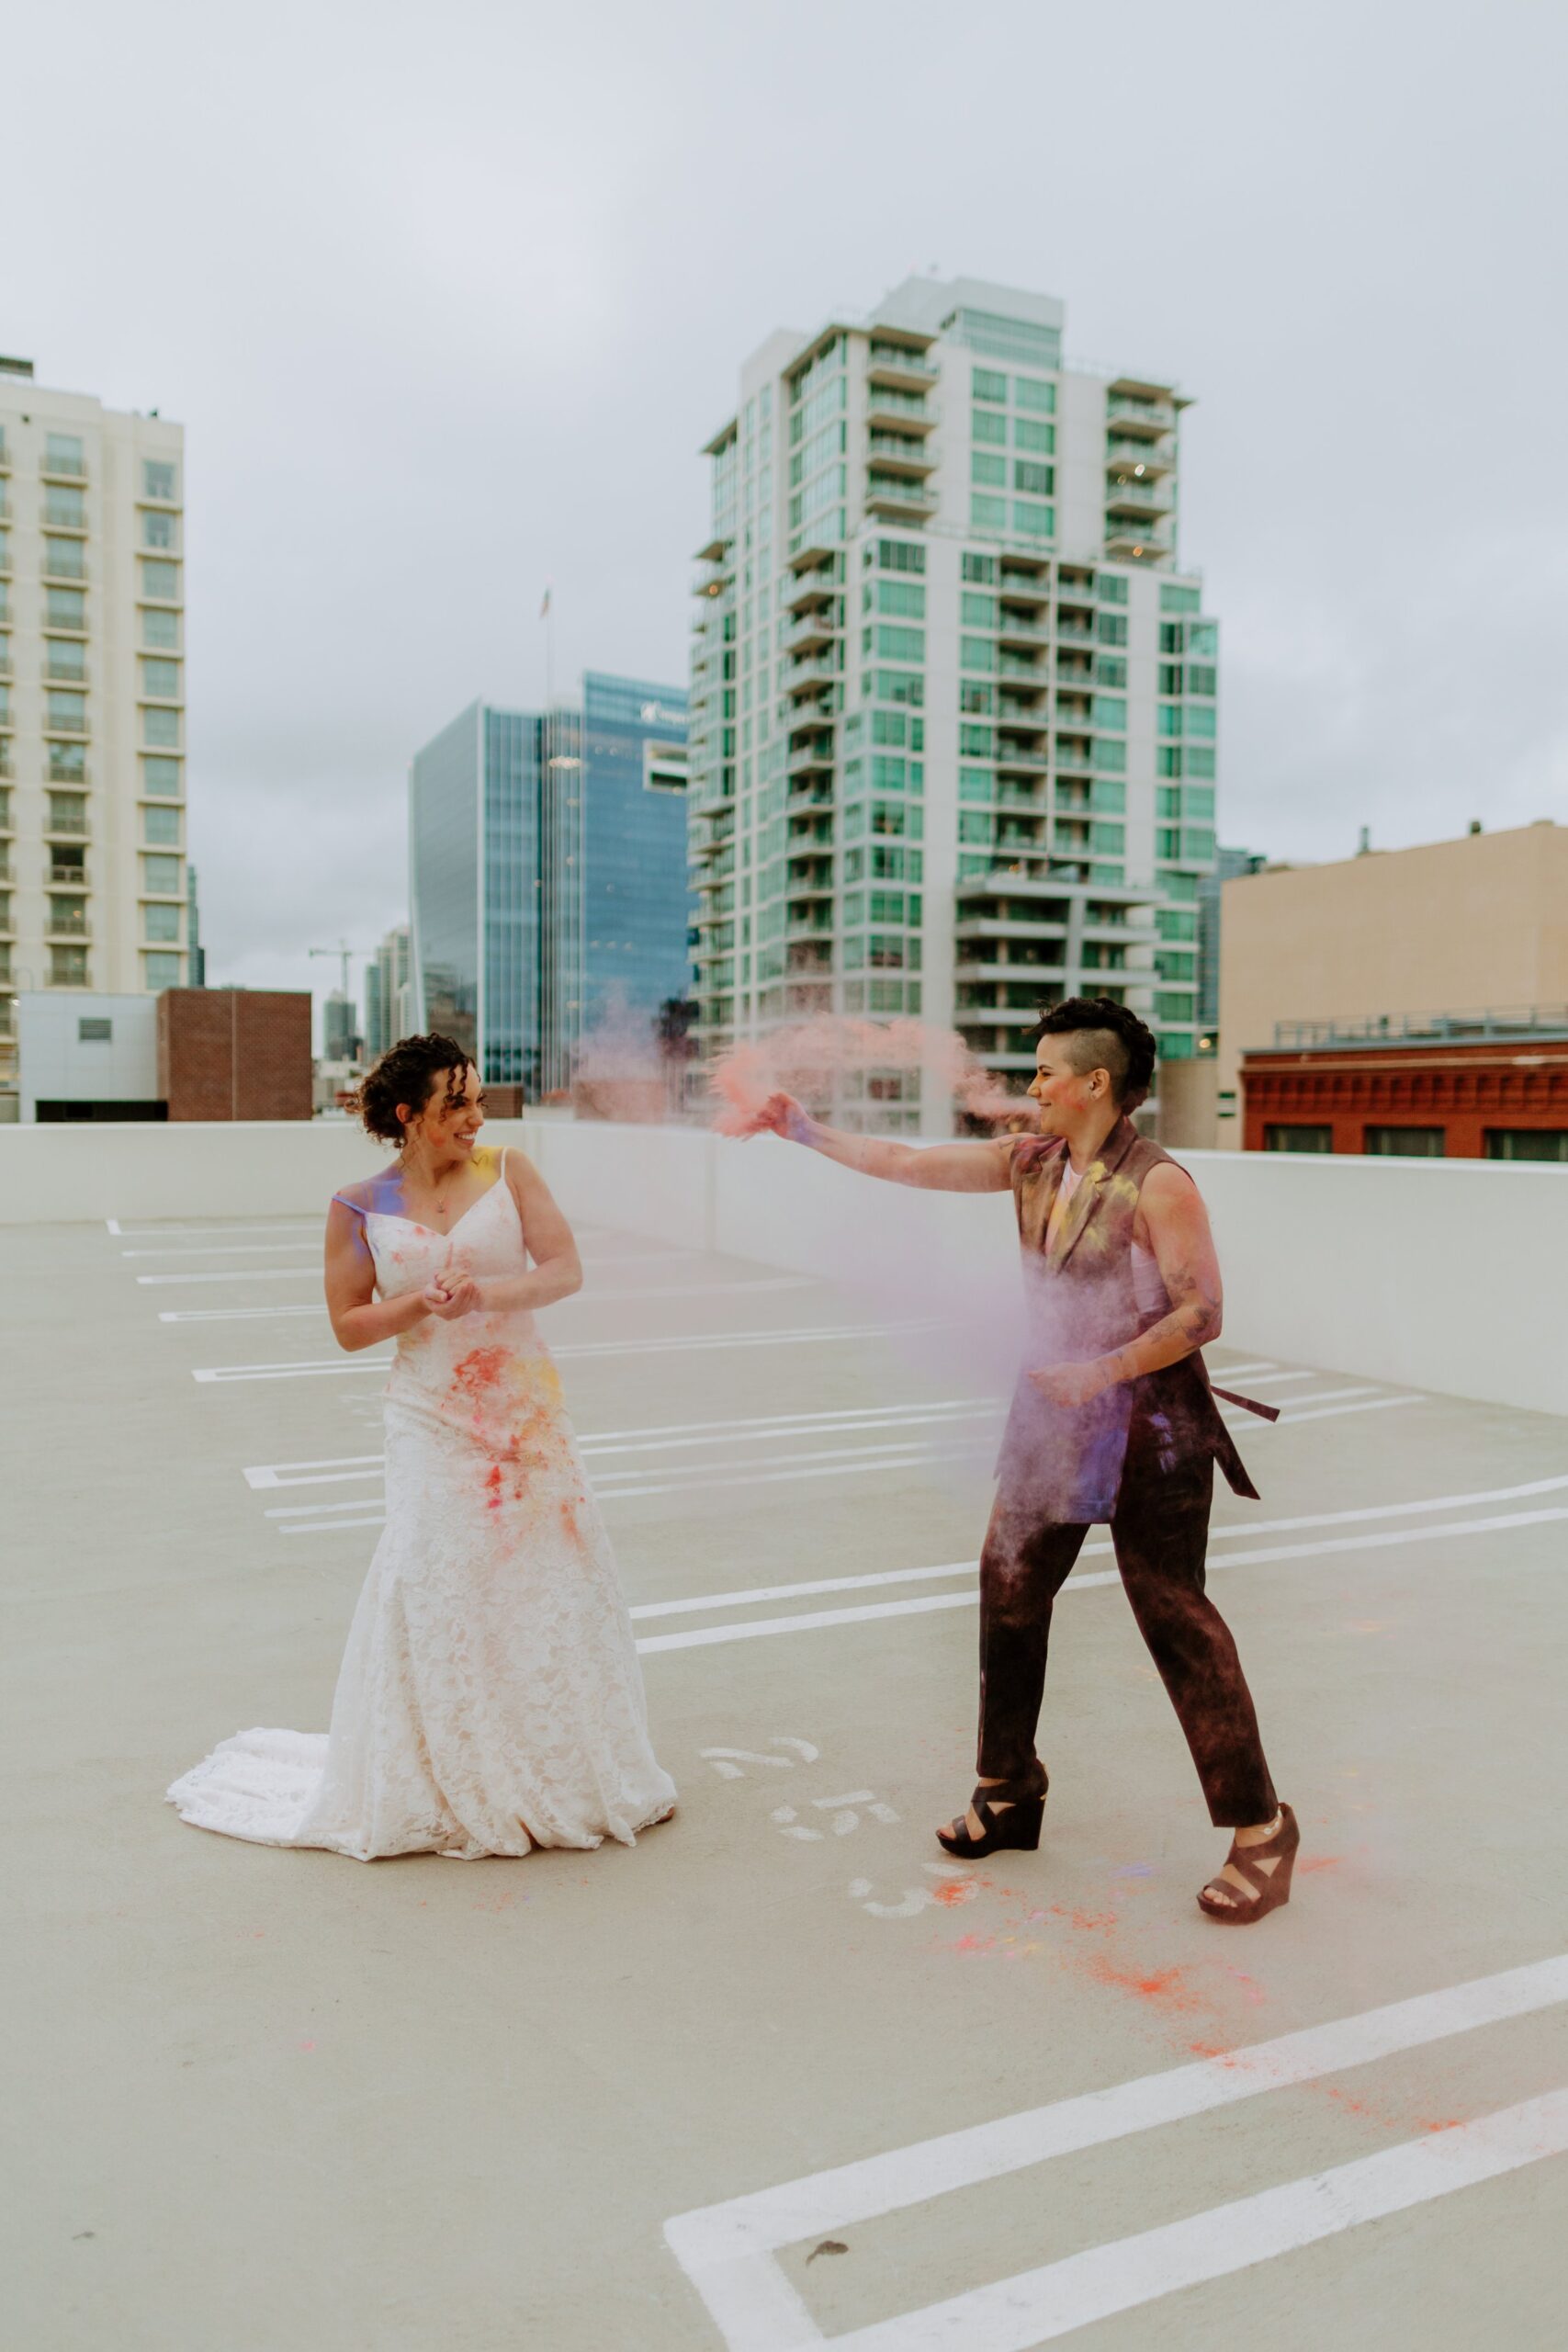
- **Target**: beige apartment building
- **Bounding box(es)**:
[1215,820,1568,1146]
[0,357,187,1112]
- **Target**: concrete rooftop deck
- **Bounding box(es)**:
[6,1204,1568,2349]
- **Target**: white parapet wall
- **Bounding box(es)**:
[2,1119,1564,1419]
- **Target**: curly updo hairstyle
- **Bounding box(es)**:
[353,1033,475,1145]
[1029,996,1157,1112]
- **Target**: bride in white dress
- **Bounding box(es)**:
[167,1035,677,1861]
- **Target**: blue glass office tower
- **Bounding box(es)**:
[410,674,690,1095]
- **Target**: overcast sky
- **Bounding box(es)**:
[11,0,1566,1033]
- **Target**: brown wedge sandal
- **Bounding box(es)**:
[1197,1803,1300,1925]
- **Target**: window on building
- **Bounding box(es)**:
[1187,620,1219,659]
[144,952,183,988]
[1014,377,1056,414]
[875,538,925,572]
[46,690,86,730]
[1483,1129,1568,1161]
[141,757,181,797]
[48,741,86,783]
[143,805,180,846]
[972,368,1008,403]
[1094,656,1127,688]
[143,459,177,501]
[45,639,87,684]
[141,658,180,699]
[41,537,85,580]
[141,607,179,650]
[45,433,85,474]
[143,901,181,943]
[79,1017,112,1042]
[141,559,179,600]
[1364,1126,1446,1158]
[1093,737,1127,774]
[1186,663,1217,696]
[959,681,995,715]
[47,791,88,833]
[1013,416,1055,453]
[972,409,1008,446]
[961,552,998,582]
[1098,573,1130,605]
[1185,746,1216,778]
[44,485,86,528]
[1095,612,1128,647]
[960,636,996,673]
[1089,778,1126,813]
[969,494,1007,532]
[971,451,1007,488]
[50,944,90,986]
[1159,663,1184,695]
[959,722,995,755]
[1091,695,1127,731]
[1012,500,1054,537]
[1160,583,1201,615]
[45,587,86,631]
[960,592,997,628]
[143,707,180,748]
[1013,460,1055,496]
[143,854,182,894]
[1265,1125,1333,1152]
[141,510,175,550]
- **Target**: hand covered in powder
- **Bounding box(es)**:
[748,1091,814,1144]
[1028,1358,1117,1408]
[423,1275,483,1320]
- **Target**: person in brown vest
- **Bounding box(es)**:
[745,996,1297,1925]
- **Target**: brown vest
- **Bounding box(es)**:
[998,1115,1258,1522]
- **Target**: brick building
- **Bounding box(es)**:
[1241,1008,1568,1159]
[157,989,311,1121]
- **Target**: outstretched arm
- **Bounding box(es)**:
[745,1091,1013,1194]
[1030,1163,1223,1405]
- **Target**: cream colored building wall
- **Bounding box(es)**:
[1215,822,1568,1144]
[0,374,186,1100]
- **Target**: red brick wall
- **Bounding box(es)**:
[158,991,313,1121]
[1240,1042,1568,1155]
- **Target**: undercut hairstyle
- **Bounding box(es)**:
[1030,996,1157,1111]
[352,1034,474,1145]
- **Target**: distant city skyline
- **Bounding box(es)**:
[6,3,1562,1046]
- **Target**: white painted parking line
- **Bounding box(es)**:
[1274,1393,1421,1425]
[192,1318,947,1383]
[628,1506,1568,1654]
[156,1274,821,1320]
[242,1397,1010,1491]
[664,1951,1568,2350]
[140,1265,321,1285]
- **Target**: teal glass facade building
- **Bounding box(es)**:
[410,674,690,1094]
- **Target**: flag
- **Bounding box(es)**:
[539,587,551,618]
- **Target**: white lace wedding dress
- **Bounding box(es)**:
[167,1168,676,1860]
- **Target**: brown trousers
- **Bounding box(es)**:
[976,1414,1278,1828]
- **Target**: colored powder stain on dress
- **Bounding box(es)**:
[483,1464,503,1512]
[452,1347,511,1400]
